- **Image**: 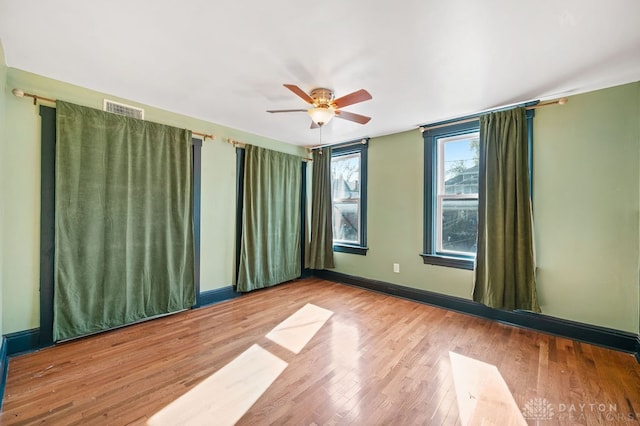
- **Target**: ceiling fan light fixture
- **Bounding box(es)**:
[307,107,335,126]
[269,84,371,127]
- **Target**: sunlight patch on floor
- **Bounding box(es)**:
[148,303,334,425]
[147,344,287,426]
[266,303,334,354]
[449,351,527,426]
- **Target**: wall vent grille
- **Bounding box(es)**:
[103,99,144,119]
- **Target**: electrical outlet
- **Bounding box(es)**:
[393,263,400,273]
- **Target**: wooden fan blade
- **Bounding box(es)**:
[283,84,315,104]
[266,109,308,113]
[335,110,371,124]
[310,120,320,129]
[332,89,372,109]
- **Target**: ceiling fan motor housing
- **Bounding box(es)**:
[310,88,334,107]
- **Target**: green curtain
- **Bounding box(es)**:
[237,145,301,292]
[54,101,195,341]
[473,107,540,312]
[307,147,335,269]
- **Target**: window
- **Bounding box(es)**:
[437,132,479,255]
[422,120,479,270]
[331,141,368,255]
[422,107,534,269]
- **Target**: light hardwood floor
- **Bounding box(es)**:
[2,278,640,425]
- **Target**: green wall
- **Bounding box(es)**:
[533,82,640,334]
[0,40,6,336]
[331,129,475,299]
[1,68,306,334]
[332,82,640,333]
[1,62,639,337]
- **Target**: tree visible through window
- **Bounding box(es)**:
[330,142,368,255]
[422,119,480,269]
[331,152,361,244]
[423,107,534,269]
[437,132,479,255]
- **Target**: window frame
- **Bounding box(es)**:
[422,121,480,270]
[421,107,535,270]
[331,141,368,255]
[436,132,480,256]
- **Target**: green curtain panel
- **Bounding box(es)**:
[307,147,335,269]
[473,107,540,312]
[54,101,195,341]
[237,145,301,292]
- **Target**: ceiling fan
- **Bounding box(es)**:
[267,84,372,128]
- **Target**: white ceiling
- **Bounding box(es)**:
[1,1,639,147]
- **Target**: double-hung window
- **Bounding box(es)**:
[437,132,480,254]
[331,141,368,255]
[422,107,535,269]
[422,121,479,269]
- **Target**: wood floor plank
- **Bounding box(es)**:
[2,277,640,425]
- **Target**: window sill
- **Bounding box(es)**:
[334,244,368,256]
[420,253,474,270]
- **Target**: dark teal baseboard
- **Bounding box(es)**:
[5,275,638,372]
[2,287,241,358]
[314,269,640,359]
[196,285,241,307]
[5,328,40,357]
[3,286,243,358]
[0,327,67,416]
[1,337,7,410]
